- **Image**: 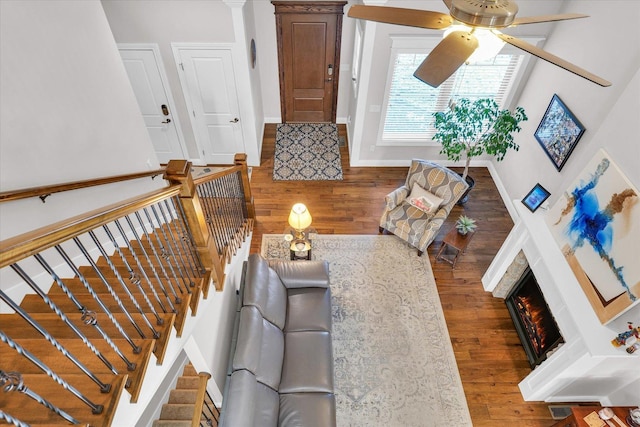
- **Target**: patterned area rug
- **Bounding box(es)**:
[261,235,472,427]
[273,123,343,181]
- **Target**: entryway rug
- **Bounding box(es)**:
[272,123,343,181]
[261,234,472,427]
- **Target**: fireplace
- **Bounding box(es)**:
[505,267,564,368]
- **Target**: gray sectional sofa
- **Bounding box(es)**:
[219,253,336,427]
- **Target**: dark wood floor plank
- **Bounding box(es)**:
[249,123,556,426]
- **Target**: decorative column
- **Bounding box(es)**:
[164,160,225,293]
[234,153,256,220]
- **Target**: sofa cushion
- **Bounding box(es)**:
[279,331,334,394]
[269,259,330,289]
[233,306,284,390]
[223,369,279,427]
[244,254,287,329]
[279,393,337,427]
[285,287,332,333]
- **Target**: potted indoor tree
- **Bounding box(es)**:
[433,98,527,203]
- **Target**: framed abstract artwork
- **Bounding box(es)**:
[534,94,585,171]
[522,183,551,212]
[546,149,640,324]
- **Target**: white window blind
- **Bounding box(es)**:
[381,37,527,143]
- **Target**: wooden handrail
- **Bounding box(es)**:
[192,165,242,186]
[0,185,181,268]
[0,169,166,203]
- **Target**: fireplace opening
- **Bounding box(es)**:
[505,267,564,368]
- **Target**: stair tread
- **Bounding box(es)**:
[1,337,154,403]
[152,421,192,427]
[0,374,127,427]
[159,403,197,420]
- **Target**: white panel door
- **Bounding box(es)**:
[176,48,243,164]
[119,47,187,164]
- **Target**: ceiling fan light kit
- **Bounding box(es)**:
[449,0,518,28]
[348,0,611,87]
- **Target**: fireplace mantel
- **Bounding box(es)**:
[482,201,640,405]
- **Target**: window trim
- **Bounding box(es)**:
[376,34,543,147]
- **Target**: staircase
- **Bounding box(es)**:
[0,157,254,426]
[0,218,207,426]
[152,364,220,427]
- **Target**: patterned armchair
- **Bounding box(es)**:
[380,159,469,256]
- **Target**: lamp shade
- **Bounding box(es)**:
[288,203,312,230]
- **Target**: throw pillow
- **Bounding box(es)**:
[408,183,444,214]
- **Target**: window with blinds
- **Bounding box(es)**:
[380,36,529,144]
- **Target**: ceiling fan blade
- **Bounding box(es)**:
[495,33,611,87]
[347,5,453,30]
[414,31,479,88]
[442,0,453,10]
[511,13,588,26]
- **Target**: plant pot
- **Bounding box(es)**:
[456,175,475,205]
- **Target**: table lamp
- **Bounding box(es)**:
[288,203,312,238]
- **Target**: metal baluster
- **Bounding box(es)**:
[113,219,176,314]
[49,248,142,360]
[0,331,104,414]
[161,199,199,279]
[144,205,195,294]
[226,173,244,251]
[73,236,146,339]
[173,197,207,275]
[142,208,191,294]
[225,174,242,253]
[206,390,220,424]
[102,224,165,325]
[205,180,226,254]
[217,177,234,255]
[0,410,30,427]
[236,169,249,219]
[0,371,81,424]
[133,211,182,302]
[0,289,111,393]
[156,202,199,291]
[87,230,160,338]
[196,183,219,252]
[10,263,119,380]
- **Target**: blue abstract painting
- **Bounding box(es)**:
[547,149,640,324]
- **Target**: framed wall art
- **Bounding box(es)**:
[534,94,585,171]
[522,183,551,212]
[546,149,640,324]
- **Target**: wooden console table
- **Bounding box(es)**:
[551,406,636,427]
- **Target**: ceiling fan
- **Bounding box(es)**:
[348,0,611,88]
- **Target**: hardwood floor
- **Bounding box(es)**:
[249,124,556,426]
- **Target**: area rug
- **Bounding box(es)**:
[272,123,343,181]
[261,234,472,427]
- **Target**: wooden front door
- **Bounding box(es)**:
[273,1,347,123]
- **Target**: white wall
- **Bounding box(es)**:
[100,0,234,162]
[0,0,163,241]
[495,0,640,209]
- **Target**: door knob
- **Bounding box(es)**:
[230,118,239,123]
[161,119,171,124]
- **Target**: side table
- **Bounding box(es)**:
[284,227,316,261]
[436,227,475,268]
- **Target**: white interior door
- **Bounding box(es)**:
[119,46,187,164]
[174,47,244,164]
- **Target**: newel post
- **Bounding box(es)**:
[234,153,256,220]
[164,160,225,293]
